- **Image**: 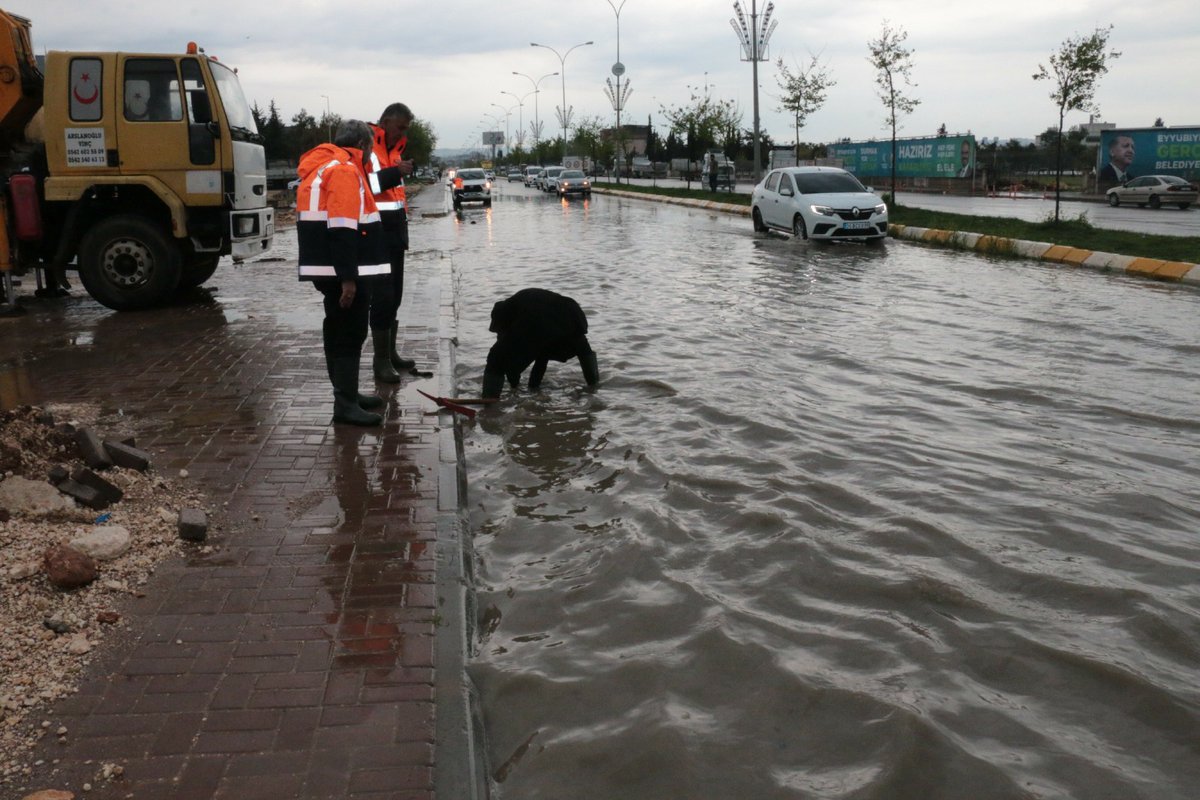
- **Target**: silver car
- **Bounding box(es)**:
[751,166,888,242]
[539,166,565,192]
[556,170,592,198]
[1106,175,1196,210]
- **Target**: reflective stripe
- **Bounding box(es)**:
[298,210,329,221]
[367,172,383,195]
[358,262,390,276]
[328,216,358,229]
[298,262,391,278]
[375,200,405,211]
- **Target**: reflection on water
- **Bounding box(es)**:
[429,191,1200,799]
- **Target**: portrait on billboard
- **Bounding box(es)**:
[1099,133,1136,186]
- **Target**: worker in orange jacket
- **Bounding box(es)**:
[296,120,391,426]
[365,103,417,382]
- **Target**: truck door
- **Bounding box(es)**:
[115,56,222,200]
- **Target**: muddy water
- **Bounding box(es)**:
[421,185,1200,799]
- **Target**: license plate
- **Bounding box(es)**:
[843,221,870,230]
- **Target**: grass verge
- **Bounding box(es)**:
[594,182,1197,264]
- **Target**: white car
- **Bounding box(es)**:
[538,166,565,192]
[1105,175,1196,210]
[751,166,888,242]
[524,166,543,187]
[452,168,492,210]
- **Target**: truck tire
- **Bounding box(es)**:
[78,215,182,311]
[181,255,221,288]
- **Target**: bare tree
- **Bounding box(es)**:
[1033,25,1120,221]
[867,21,920,200]
[775,54,836,163]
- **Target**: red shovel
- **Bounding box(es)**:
[416,389,478,419]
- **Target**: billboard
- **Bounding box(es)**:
[1097,128,1200,187]
[482,131,504,145]
[827,135,976,179]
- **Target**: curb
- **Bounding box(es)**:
[592,187,1200,288]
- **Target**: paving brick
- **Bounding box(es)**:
[75,426,114,469]
[104,439,152,470]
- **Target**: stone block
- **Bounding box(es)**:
[74,427,113,470]
[47,464,70,486]
[178,508,208,541]
[56,478,109,510]
[70,467,124,505]
[104,440,151,471]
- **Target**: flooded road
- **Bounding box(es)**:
[425,183,1200,799]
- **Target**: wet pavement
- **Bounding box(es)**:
[0,202,482,799]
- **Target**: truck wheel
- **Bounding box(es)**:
[78,215,182,311]
[181,255,221,288]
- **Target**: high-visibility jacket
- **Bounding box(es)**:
[295,143,390,282]
[367,123,408,214]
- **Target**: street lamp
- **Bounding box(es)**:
[731,0,777,181]
[605,0,630,184]
[320,94,331,142]
[490,102,516,159]
[513,70,558,162]
[500,90,533,151]
[530,40,594,164]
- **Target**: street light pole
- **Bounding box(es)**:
[731,0,776,182]
[531,40,594,165]
[500,90,531,151]
[605,0,629,184]
[513,71,558,163]
[320,94,331,142]
[490,103,514,159]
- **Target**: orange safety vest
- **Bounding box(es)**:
[367,123,407,212]
[295,143,389,281]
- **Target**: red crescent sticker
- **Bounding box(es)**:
[73,83,99,104]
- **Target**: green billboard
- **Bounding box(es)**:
[828,135,976,179]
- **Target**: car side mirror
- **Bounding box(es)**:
[780,187,794,197]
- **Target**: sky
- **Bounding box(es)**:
[15,0,1200,156]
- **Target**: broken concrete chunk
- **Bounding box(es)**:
[0,475,76,515]
[69,467,124,505]
[74,428,113,470]
[55,478,108,511]
[69,525,132,561]
[178,508,208,541]
[104,440,151,471]
[48,465,70,486]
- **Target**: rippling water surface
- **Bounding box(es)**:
[421,185,1200,799]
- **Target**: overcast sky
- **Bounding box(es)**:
[18,0,1199,154]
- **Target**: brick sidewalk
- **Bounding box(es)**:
[3,225,481,799]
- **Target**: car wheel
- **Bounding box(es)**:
[484,199,492,208]
[1149,195,1161,209]
[792,214,808,240]
[1178,203,1191,210]
[752,207,767,232]
[1107,193,1120,207]
[78,214,182,311]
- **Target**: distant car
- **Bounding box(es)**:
[1106,175,1196,209]
[524,166,543,186]
[507,169,523,182]
[556,169,591,198]
[453,168,492,210]
[539,166,565,192]
[751,166,888,242]
[445,168,457,186]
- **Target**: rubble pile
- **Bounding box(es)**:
[0,404,215,787]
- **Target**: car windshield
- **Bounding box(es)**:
[459,170,486,179]
[561,170,584,178]
[793,172,868,194]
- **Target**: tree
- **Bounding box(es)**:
[1033,25,1120,221]
[262,101,287,163]
[774,54,836,163]
[287,109,322,162]
[867,21,920,200]
[404,118,438,167]
[661,87,742,161]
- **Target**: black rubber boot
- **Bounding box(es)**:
[358,393,384,410]
[482,368,505,399]
[579,350,599,387]
[372,329,402,383]
[389,322,416,371]
[331,356,382,427]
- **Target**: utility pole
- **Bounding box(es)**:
[731,1,777,181]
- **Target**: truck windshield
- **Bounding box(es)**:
[208,59,258,137]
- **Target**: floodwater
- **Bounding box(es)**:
[422,184,1200,799]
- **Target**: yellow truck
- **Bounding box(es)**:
[0,9,273,310]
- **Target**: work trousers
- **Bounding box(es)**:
[313,278,370,363]
[369,213,408,332]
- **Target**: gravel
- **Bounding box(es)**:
[0,404,214,789]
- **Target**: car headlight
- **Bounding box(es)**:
[874,203,887,214]
[809,205,836,216]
